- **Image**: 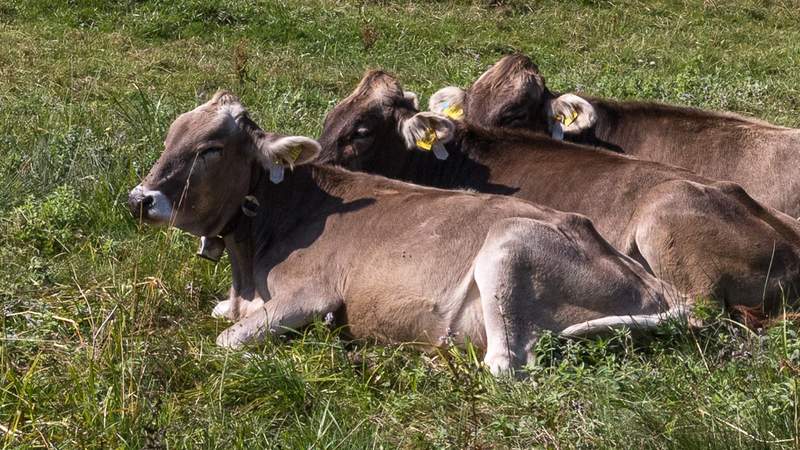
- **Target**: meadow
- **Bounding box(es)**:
[1,0,800,447]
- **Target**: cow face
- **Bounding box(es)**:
[432,54,597,140]
[465,54,551,131]
[318,71,455,170]
[128,91,319,237]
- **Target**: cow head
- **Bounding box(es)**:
[430,54,596,140]
[128,91,320,237]
[318,70,455,170]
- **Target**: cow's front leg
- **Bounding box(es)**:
[212,230,257,321]
[211,296,240,320]
[216,295,342,349]
[211,287,262,321]
[211,297,264,321]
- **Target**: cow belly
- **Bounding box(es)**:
[342,288,449,344]
[341,273,484,348]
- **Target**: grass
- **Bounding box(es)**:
[1,0,800,447]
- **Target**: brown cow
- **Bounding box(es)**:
[128,91,684,375]
[318,71,800,317]
[431,53,800,218]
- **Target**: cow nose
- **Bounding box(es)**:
[128,186,149,219]
[141,194,154,210]
[127,186,172,224]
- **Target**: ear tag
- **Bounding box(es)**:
[442,104,464,120]
[285,146,303,165]
[269,164,285,184]
[551,121,565,141]
[416,128,438,151]
[197,236,226,262]
[431,142,449,160]
[242,195,260,217]
[555,110,579,127]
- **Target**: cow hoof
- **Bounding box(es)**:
[483,352,514,377]
[212,300,233,320]
[244,298,265,317]
[216,310,268,349]
[216,328,244,349]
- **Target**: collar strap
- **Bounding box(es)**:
[196,165,263,262]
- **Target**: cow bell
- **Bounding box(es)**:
[197,236,226,262]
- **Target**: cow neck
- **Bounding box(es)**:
[460,122,656,167]
[428,123,534,194]
[243,163,358,249]
[220,163,328,302]
[218,162,263,302]
[362,123,497,192]
[574,98,632,151]
[571,97,765,152]
[218,162,263,240]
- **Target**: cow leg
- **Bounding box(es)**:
[473,219,552,376]
[211,299,237,320]
[212,231,258,321]
[632,180,800,313]
[216,294,342,349]
[211,287,245,320]
[211,295,264,321]
[215,307,269,349]
[474,216,683,376]
[560,305,692,337]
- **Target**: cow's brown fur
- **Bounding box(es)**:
[129,92,683,374]
[466,53,800,218]
[319,71,800,315]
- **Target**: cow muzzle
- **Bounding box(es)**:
[128,184,173,224]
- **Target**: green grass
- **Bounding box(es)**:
[1,0,800,447]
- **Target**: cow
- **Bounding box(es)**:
[317,70,800,320]
[430,53,800,218]
[127,91,686,375]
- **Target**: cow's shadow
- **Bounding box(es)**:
[361,142,520,196]
[570,129,625,154]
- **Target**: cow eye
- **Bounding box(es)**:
[200,146,223,157]
[502,111,528,125]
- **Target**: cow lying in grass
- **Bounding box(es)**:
[432,53,800,218]
[128,91,686,374]
[318,71,800,319]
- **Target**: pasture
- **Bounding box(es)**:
[2,0,800,447]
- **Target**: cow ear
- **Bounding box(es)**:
[400,112,455,160]
[546,94,597,140]
[256,135,321,184]
[403,91,420,109]
[428,86,466,121]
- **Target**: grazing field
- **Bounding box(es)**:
[2,0,800,447]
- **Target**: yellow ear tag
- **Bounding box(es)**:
[557,110,579,127]
[286,146,303,163]
[416,128,437,151]
[288,145,303,162]
[442,104,464,120]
